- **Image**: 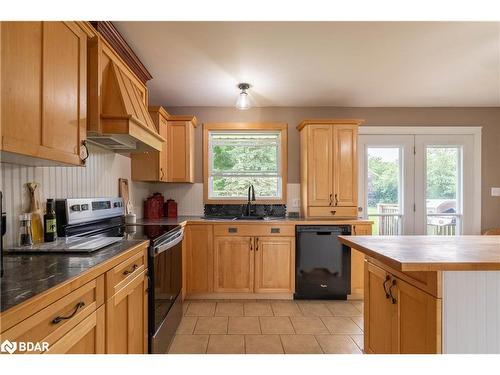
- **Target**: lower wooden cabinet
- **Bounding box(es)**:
[0,242,149,354]
[214,236,254,293]
[106,270,148,354]
[364,261,441,354]
[351,223,372,295]
[185,224,214,294]
[254,237,295,293]
[213,235,294,294]
[47,306,105,354]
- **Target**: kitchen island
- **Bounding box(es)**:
[338,235,500,354]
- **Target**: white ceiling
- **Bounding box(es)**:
[114,22,500,107]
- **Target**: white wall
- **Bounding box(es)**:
[0,144,149,246]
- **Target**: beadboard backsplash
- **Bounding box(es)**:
[0,144,149,246]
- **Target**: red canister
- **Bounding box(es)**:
[165,199,178,218]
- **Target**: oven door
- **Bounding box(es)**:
[150,228,183,353]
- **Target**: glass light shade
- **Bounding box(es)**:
[235,91,251,110]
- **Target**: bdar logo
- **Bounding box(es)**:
[1,340,17,354]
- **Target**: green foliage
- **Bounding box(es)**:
[367,156,398,207]
[426,148,457,199]
[211,142,279,198]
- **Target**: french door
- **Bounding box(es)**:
[358,129,480,235]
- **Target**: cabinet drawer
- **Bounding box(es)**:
[308,206,357,218]
[0,276,104,353]
[213,224,295,237]
[106,247,147,298]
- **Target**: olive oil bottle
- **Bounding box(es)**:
[44,199,57,242]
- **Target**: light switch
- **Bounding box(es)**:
[491,187,500,197]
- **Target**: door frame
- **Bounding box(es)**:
[358,126,482,234]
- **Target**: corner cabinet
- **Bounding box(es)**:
[298,119,363,218]
[0,21,92,166]
[364,260,441,354]
[131,107,197,183]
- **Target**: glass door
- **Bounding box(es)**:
[359,131,479,235]
[414,134,475,235]
[358,135,414,235]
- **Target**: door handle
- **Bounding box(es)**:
[334,194,338,206]
[388,279,397,304]
[249,238,253,251]
[382,275,391,299]
[329,193,333,206]
[255,237,259,251]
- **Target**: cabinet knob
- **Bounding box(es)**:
[330,210,337,215]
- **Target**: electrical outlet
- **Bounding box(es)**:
[491,187,500,197]
[292,198,300,208]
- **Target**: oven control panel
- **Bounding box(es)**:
[57,197,124,226]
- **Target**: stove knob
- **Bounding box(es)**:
[70,204,81,211]
[81,204,89,211]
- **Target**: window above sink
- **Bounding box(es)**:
[203,123,288,204]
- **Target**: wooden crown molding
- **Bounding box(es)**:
[297,119,365,130]
[90,21,153,84]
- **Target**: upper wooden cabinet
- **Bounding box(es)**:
[0,21,92,166]
[131,107,197,183]
[298,119,363,218]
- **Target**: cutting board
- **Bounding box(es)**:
[119,178,132,214]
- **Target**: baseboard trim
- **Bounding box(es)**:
[186,292,293,300]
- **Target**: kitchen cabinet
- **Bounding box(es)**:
[0,21,92,166]
[130,107,169,182]
[298,119,363,218]
[210,224,295,295]
[351,223,372,295]
[166,115,197,183]
[364,261,441,354]
[0,242,149,354]
[254,236,295,293]
[105,271,148,354]
[46,306,105,354]
[131,108,197,183]
[184,224,214,294]
[214,236,255,293]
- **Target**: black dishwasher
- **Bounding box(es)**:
[295,225,351,300]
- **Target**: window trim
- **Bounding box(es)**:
[203,123,288,204]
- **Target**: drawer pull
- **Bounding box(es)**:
[270,228,280,234]
[52,302,85,324]
[123,264,139,275]
[228,227,238,233]
[330,210,337,215]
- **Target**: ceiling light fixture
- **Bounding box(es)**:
[235,83,251,110]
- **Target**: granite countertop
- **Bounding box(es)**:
[338,235,500,271]
[135,215,372,225]
[0,239,146,313]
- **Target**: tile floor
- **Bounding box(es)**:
[169,299,364,354]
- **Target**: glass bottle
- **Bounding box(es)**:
[44,199,57,242]
[18,213,33,247]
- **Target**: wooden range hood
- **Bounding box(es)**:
[86,36,164,153]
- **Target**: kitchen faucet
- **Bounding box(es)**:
[245,184,256,216]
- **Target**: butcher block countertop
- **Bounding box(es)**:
[338,235,500,272]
